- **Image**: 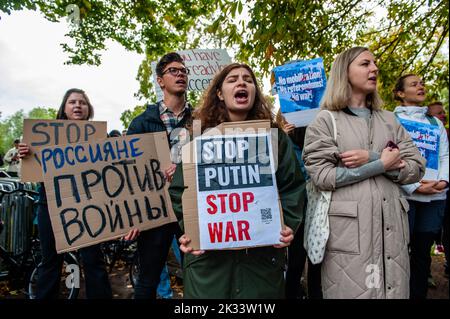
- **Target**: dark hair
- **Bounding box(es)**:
[156,52,185,77]
[13,139,20,144]
[194,63,273,131]
[56,88,94,120]
[428,101,443,107]
[392,74,417,102]
[108,129,121,137]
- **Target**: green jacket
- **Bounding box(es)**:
[169,129,306,298]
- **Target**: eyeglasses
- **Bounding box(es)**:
[162,67,190,76]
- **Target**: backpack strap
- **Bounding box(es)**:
[425,114,439,126]
[324,110,337,141]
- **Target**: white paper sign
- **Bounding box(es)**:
[151,49,232,101]
[194,133,282,250]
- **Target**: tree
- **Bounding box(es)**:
[0,107,57,158]
[2,0,448,114]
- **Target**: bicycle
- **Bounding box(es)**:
[0,187,79,299]
[101,239,138,287]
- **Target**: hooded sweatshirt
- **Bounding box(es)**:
[394,105,449,202]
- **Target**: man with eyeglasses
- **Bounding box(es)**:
[125,52,191,299]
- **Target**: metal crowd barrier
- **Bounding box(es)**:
[0,178,37,255]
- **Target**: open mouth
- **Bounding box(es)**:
[417,91,425,96]
[368,76,377,82]
[234,90,249,104]
[176,79,186,85]
[73,110,84,116]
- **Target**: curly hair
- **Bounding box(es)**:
[193,63,273,132]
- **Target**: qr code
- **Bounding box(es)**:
[261,208,272,223]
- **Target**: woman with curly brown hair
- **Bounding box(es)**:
[168,63,306,298]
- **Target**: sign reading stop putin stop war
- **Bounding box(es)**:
[194,132,282,250]
[21,119,107,182]
[41,132,177,253]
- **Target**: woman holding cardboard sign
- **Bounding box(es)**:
[168,63,306,298]
[19,88,112,299]
[393,74,449,299]
[302,47,425,298]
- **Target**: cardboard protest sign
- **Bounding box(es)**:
[21,119,107,182]
[41,132,177,253]
[181,120,283,250]
[151,49,232,101]
[397,117,440,179]
[272,58,327,127]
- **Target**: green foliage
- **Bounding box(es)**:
[2,0,448,114]
[120,104,146,129]
[27,106,57,120]
[206,0,449,110]
[0,107,57,157]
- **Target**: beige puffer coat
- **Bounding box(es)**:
[303,109,425,299]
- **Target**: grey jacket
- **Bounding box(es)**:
[303,108,425,299]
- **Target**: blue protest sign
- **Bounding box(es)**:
[398,118,440,170]
[272,58,327,127]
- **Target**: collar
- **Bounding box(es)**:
[393,105,428,116]
[159,100,190,115]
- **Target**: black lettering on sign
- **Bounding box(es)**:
[82,205,106,238]
[66,123,81,143]
[133,164,154,192]
[49,122,64,145]
[84,123,96,141]
[124,199,143,227]
[60,208,84,245]
[105,200,124,232]
[54,174,80,208]
[113,160,136,195]
[150,159,165,190]
[81,169,102,200]
[31,122,50,146]
[102,165,125,198]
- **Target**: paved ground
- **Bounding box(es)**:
[1,255,448,299]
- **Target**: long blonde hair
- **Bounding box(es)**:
[320,47,383,111]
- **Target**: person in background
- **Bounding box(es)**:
[303,47,425,299]
[18,88,112,299]
[108,129,122,138]
[426,101,449,281]
[393,75,449,299]
[124,52,190,299]
[3,139,20,177]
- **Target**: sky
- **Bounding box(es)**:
[0,9,144,132]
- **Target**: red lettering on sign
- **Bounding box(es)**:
[205,192,255,214]
[207,220,251,243]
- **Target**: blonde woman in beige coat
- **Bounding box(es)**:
[303,47,426,299]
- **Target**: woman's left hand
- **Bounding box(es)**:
[274,226,294,248]
[340,150,370,168]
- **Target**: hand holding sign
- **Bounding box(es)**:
[179,234,205,256]
[18,143,30,159]
[273,226,294,248]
